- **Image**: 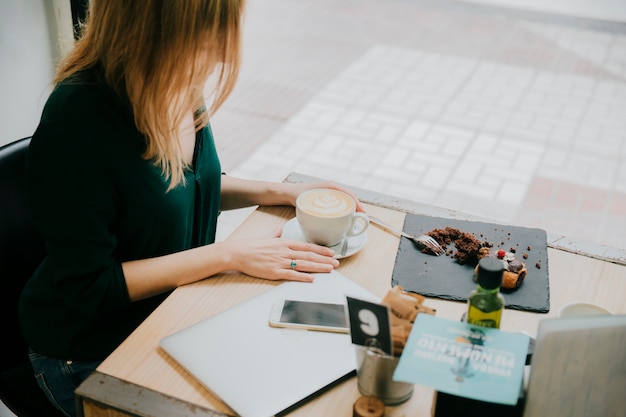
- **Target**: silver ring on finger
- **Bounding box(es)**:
[290,259,297,270]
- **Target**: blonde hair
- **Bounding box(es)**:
[55,0,244,189]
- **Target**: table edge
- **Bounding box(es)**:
[75,371,234,417]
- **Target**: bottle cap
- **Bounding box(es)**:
[476,257,504,289]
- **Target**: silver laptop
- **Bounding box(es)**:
[160,270,378,417]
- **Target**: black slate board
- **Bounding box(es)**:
[390,214,550,313]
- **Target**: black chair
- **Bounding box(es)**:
[0,137,64,416]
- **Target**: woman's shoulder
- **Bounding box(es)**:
[40,70,135,136]
[34,71,140,157]
[45,71,125,118]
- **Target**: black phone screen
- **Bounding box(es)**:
[280,300,348,328]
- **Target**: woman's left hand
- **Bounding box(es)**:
[219,235,340,282]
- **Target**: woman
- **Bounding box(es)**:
[19,1,357,416]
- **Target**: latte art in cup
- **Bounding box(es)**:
[295,189,369,247]
[297,190,355,218]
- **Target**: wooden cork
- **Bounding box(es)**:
[353,395,385,417]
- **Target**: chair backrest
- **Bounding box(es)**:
[0,137,46,372]
[0,138,64,417]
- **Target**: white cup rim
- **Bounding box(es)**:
[296,188,356,214]
[558,301,613,318]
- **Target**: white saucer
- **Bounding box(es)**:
[281,218,368,259]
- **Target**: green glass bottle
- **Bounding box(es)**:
[467,257,505,329]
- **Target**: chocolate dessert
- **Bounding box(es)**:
[477,248,528,290]
[424,226,530,290]
[426,227,490,265]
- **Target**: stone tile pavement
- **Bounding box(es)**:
[211,0,626,251]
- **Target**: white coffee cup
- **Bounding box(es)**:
[558,301,613,318]
[296,189,369,247]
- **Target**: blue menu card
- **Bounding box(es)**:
[393,315,529,405]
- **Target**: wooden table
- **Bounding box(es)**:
[75,174,626,417]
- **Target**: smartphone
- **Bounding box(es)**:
[268,299,349,333]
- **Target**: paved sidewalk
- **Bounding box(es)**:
[212,0,626,251]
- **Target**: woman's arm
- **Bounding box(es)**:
[124,177,361,301]
[220,175,364,211]
[122,236,339,301]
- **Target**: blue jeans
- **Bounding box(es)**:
[28,349,100,417]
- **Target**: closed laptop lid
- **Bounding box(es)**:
[160,270,378,417]
[524,314,626,417]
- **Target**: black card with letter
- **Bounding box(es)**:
[346,297,392,355]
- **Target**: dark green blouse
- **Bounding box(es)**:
[19,73,222,361]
